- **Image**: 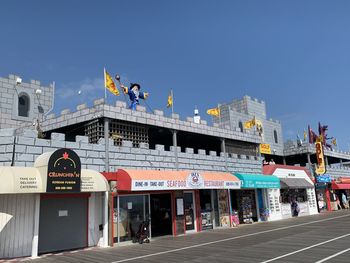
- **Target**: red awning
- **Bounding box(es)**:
[332,182,350,190]
[107,169,240,191]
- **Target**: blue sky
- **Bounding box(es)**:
[1,0,350,149]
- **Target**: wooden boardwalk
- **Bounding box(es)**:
[21,210,350,263]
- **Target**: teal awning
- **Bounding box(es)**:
[234,173,280,189]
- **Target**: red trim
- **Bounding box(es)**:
[183,194,186,235]
[332,182,350,189]
[102,171,118,181]
[195,190,201,232]
[262,164,313,180]
[86,196,89,247]
[40,193,91,199]
[111,194,114,247]
[171,192,176,236]
[325,188,332,212]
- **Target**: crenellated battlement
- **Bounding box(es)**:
[41,98,262,144]
[0,128,262,174]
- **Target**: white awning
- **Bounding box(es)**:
[0,159,109,194]
[0,167,44,194]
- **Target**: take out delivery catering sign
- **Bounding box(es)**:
[130,172,240,191]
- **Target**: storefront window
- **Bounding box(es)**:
[114,195,149,243]
[316,188,328,212]
[231,190,258,223]
[200,190,214,230]
[280,189,307,203]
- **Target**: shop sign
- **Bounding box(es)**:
[130,178,240,191]
[187,172,203,187]
[315,138,326,175]
[14,174,41,193]
[316,175,331,183]
[47,148,81,193]
[259,143,271,155]
[241,180,280,189]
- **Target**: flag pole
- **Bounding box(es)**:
[218,104,221,128]
[171,89,174,114]
[104,67,107,102]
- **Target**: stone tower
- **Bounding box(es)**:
[0,74,54,130]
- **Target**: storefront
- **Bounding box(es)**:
[315,174,332,212]
[0,149,109,259]
[231,173,281,223]
[103,169,240,244]
[263,165,318,219]
[331,177,350,209]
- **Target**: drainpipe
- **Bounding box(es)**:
[221,138,228,172]
[172,130,179,170]
[10,136,16,166]
[104,118,110,172]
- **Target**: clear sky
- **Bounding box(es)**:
[1,0,350,150]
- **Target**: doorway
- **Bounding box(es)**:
[150,194,172,237]
[230,190,258,223]
[38,196,88,254]
[184,191,196,232]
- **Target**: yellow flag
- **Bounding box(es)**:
[332,138,337,147]
[303,130,307,141]
[207,107,220,117]
[167,91,173,108]
[104,69,119,96]
[244,116,259,129]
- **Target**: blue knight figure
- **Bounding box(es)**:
[121,83,149,110]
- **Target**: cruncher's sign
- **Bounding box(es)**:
[47,148,81,193]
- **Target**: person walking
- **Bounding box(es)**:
[342,193,349,209]
[336,195,342,210]
[291,199,300,217]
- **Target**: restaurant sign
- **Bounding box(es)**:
[47,148,81,193]
[130,172,240,191]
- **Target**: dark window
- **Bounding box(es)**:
[273,130,278,144]
[18,94,30,117]
[238,121,243,132]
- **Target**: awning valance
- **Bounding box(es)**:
[280,178,314,189]
[332,182,350,190]
[234,173,280,189]
[0,166,109,194]
[113,169,241,191]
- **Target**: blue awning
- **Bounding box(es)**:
[234,173,280,189]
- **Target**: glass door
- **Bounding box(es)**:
[116,194,150,243]
[184,192,196,232]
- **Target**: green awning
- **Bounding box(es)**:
[234,173,280,189]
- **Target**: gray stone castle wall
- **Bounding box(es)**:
[218,96,284,155]
[41,99,262,144]
[0,128,262,174]
[0,74,54,129]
